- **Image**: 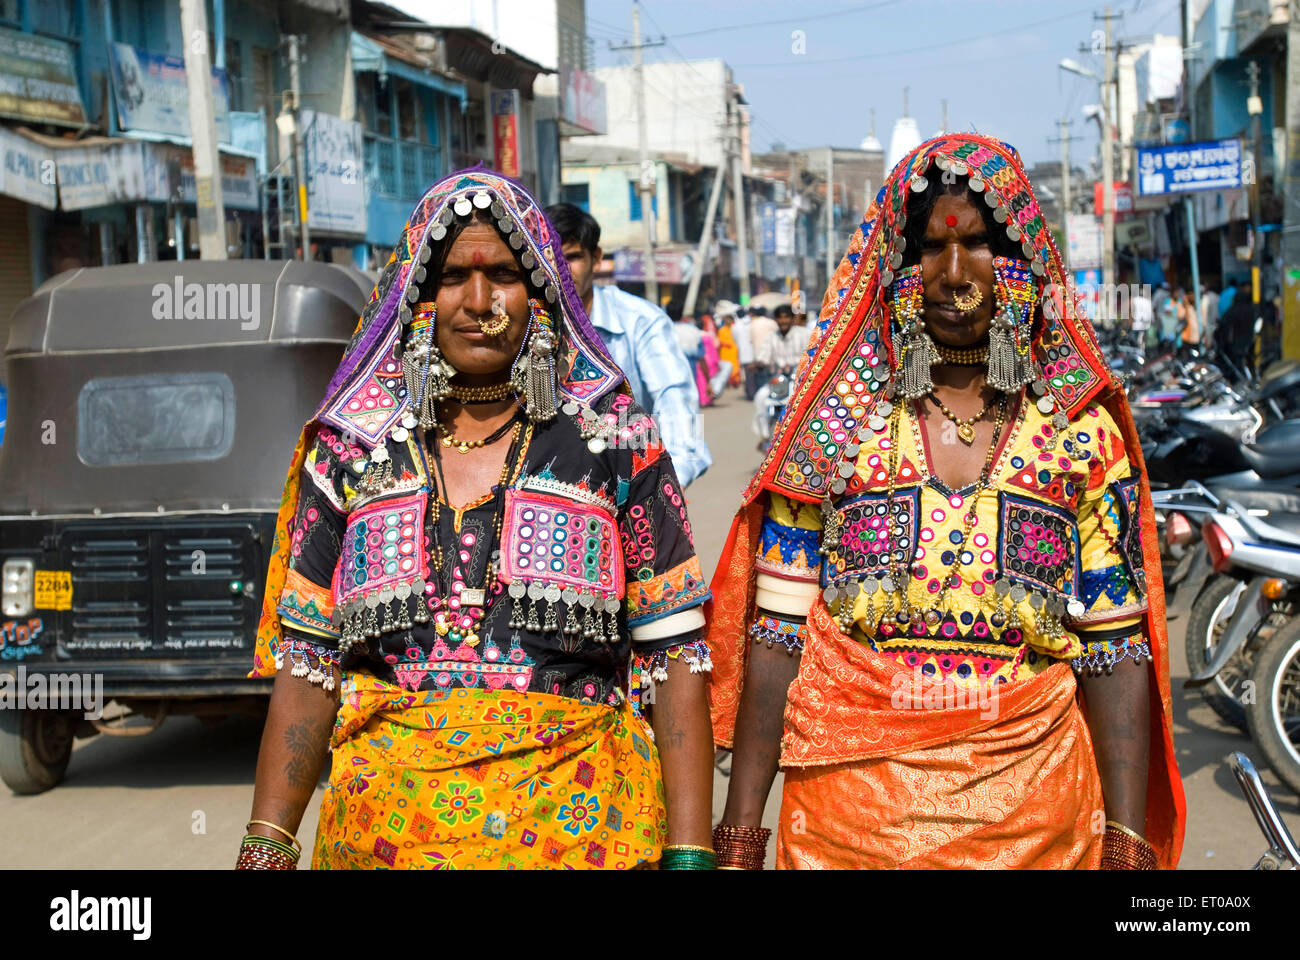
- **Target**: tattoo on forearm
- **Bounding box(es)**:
[282,717,331,791]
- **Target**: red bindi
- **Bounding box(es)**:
[944,214,958,228]
[471,251,486,266]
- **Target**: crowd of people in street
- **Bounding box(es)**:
[1121,277,1284,377]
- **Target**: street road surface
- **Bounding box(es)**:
[0,388,1295,869]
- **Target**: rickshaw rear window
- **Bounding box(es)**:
[77,373,236,466]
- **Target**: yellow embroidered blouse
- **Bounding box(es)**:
[754,395,1149,683]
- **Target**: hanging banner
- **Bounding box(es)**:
[1066,213,1103,271]
[301,109,367,235]
[613,248,695,284]
[0,26,86,127]
[109,42,232,143]
[491,89,520,179]
[760,202,776,254]
[561,65,606,135]
[774,206,797,257]
[0,127,56,209]
[1136,139,1242,196]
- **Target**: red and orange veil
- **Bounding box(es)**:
[705,133,1184,868]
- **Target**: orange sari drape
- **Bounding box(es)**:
[777,603,1103,869]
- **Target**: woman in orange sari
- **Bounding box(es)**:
[707,134,1184,870]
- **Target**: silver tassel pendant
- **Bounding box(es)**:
[987,308,1032,393]
[525,330,559,422]
[898,323,936,400]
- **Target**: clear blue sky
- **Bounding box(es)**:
[588,0,1184,169]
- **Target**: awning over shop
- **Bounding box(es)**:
[351,32,468,110]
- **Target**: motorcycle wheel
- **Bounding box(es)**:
[1246,617,1300,796]
[1185,576,1256,731]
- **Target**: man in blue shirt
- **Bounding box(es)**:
[546,203,712,486]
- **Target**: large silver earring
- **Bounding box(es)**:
[988,257,1037,393]
[402,300,454,429]
[516,298,559,422]
[891,265,935,400]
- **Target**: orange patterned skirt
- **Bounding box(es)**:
[775,603,1104,869]
[313,674,667,869]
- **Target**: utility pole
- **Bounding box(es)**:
[1181,0,1201,332]
[1283,0,1300,359]
[682,163,726,319]
[1049,118,1078,216]
[940,98,948,134]
[729,95,751,304]
[1098,6,1119,294]
[1246,59,1265,337]
[825,148,835,282]
[180,0,227,259]
[285,34,311,261]
[611,3,664,305]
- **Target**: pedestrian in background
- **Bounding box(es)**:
[756,304,811,375]
[547,202,712,486]
[714,304,742,389]
[1178,289,1200,351]
[1199,283,1220,350]
[734,308,758,399]
[747,307,777,399]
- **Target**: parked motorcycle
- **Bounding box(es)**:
[1138,371,1300,486]
[1159,483,1300,732]
[1246,614,1300,795]
[1230,751,1299,868]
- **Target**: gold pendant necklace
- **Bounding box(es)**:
[930,392,994,445]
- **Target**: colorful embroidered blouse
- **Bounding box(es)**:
[754,395,1149,683]
[277,391,710,705]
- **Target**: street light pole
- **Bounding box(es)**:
[633,2,657,305]
[1247,59,1264,334]
[1100,6,1117,294]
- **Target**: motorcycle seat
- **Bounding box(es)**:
[1239,510,1300,546]
[1239,443,1300,480]
[1206,482,1300,515]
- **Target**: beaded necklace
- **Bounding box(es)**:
[424,419,532,647]
[841,382,1023,637]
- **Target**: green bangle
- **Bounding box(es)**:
[660,847,717,870]
[242,834,301,861]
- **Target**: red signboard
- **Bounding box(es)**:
[491,89,520,178]
[1093,181,1133,215]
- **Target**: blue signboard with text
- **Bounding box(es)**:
[1136,139,1242,196]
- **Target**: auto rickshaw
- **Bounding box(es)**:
[0,260,368,793]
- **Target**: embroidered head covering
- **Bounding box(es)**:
[251,168,627,677]
[705,133,1185,868]
[316,169,624,447]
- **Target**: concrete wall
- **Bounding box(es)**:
[561,159,674,250]
[583,60,730,170]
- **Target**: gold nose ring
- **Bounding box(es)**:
[952,284,983,311]
[478,299,511,336]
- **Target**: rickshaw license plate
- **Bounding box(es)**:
[34,570,73,610]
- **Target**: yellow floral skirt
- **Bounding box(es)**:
[312,673,667,869]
